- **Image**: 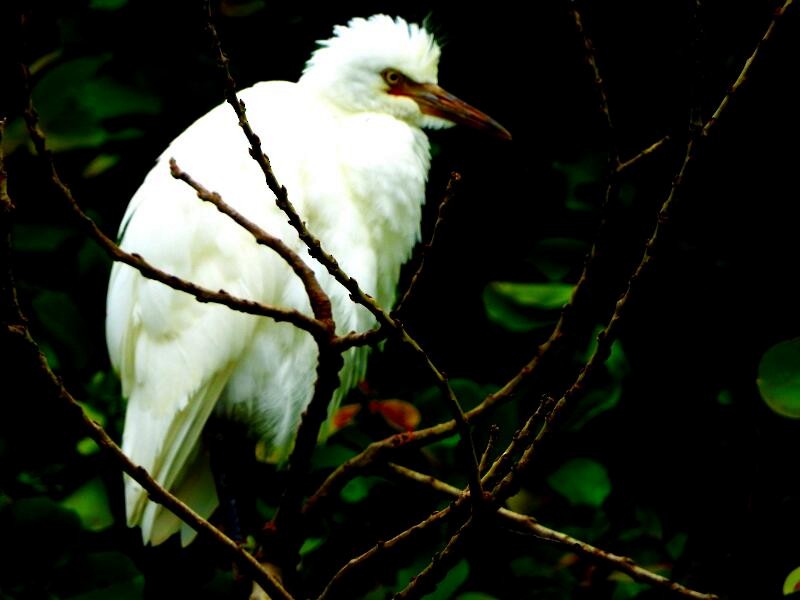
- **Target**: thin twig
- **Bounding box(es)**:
[333,326,388,350]
[169,159,333,329]
[479,395,554,490]
[315,497,461,600]
[392,516,474,600]
[701,0,794,136]
[478,424,500,476]
[316,399,553,599]
[569,0,618,166]
[387,464,719,600]
[303,364,555,515]
[615,135,672,174]
[394,171,461,315]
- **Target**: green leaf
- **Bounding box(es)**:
[311,441,359,471]
[757,338,800,418]
[219,0,265,16]
[584,331,629,381]
[422,559,469,600]
[76,437,101,456]
[489,282,573,310]
[605,339,630,381]
[77,400,107,427]
[0,497,82,575]
[552,153,605,212]
[506,488,539,515]
[562,510,611,543]
[90,0,129,9]
[55,551,139,597]
[12,224,77,252]
[565,336,628,431]
[64,577,144,600]
[717,389,734,406]
[666,532,688,560]
[530,238,587,282]
[611,580,649,600]
[85,370,122,414]
[39,340,61,370]
[395,559,470,600]
[415,378,496,419]
[60,478,114,532]
[82,153,121,178]
[32,291,90,368]
[784,565,800,595]
[299,537,324,557]
[564,386,621,431]
[483,282,573,333]
[457,593,500,600]
[634,506,663,540]
[30,55,160,152]
[510,555,548,579]
[547,458,611,507]
[340,476,381,504]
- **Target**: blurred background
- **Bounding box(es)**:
[2,1,800,598]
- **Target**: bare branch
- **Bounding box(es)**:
[394,171,461,315]
[169,159,334,329]
[333,326,388,350]
[316,399,553,598]
[702,0,795,136]
[316,496,461,600]
[568,0,618,165]
[386,464,720,600]
[392,515,473,600]
[615,135,672,174]
[478,424,500,476]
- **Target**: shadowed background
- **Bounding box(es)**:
[2,1,799,598]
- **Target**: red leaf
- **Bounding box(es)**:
[331,404,361,431]
[368,399,421,431]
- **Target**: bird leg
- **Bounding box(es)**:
[206,419,287,599]
[207,418,248,545]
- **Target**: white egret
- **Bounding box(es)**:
[106,14,510,546]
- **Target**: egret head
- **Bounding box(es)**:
[300,15,511,140]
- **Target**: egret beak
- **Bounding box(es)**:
[394,80,512,141]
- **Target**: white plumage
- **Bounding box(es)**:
[106,14,509,546]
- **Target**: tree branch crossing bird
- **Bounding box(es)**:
[106,14,510,546]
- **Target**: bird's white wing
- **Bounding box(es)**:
[106,86,307,544]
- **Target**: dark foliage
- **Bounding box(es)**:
[2,1,799,599]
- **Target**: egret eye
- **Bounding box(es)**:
[383,69,404,86]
